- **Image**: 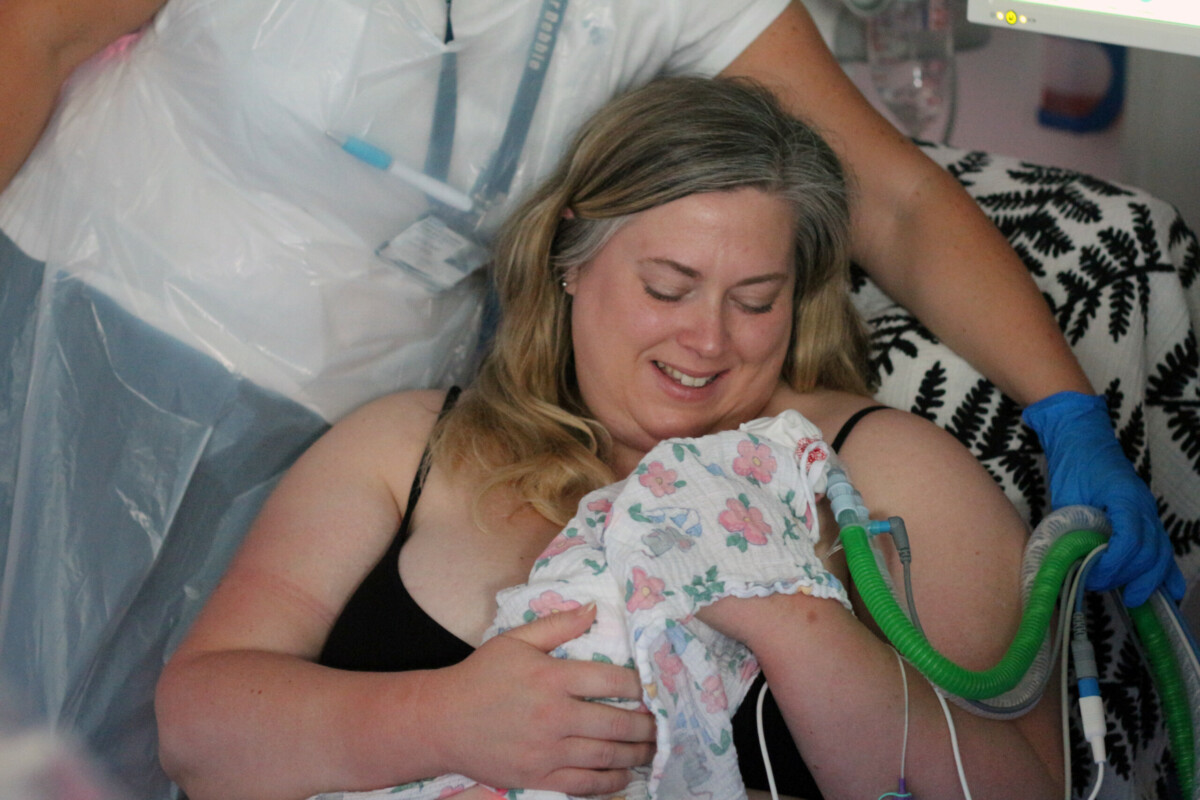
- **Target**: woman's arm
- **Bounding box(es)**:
[155,390,654,800]
[0,0,165,192]
[720,2,1091,406]
[722,3,1182,605]
[700,406,1063,799]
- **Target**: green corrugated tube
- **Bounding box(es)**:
[842,521,1196,798]
[842,522,1105,699]
[1127,602,1195,800]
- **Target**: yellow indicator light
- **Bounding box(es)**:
[1019,14,1028,22]
[1005,10,1018,24]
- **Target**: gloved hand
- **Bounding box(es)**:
[1023,391,1186,607]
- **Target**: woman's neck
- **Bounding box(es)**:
[609,442,648,481]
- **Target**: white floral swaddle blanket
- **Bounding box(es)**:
[312,410,851,800]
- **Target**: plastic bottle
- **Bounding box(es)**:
[867,0,956,140]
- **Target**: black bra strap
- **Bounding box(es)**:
[396,386,462,547]
[830,405,889,453]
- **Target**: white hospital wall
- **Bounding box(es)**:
[1121,47,1200,231]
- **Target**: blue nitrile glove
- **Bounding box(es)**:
[1023,391,1186,607]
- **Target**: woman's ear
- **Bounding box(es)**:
[558,206,578,294]
[561,269,578,296]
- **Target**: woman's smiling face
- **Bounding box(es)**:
[566,188,796,473]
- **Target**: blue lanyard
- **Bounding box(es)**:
[423,0,568,212]
[423,0,456,181]
[471,0,568,206]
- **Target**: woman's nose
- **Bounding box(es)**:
[677,302,729,358]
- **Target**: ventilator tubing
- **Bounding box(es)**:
[843,519,1099,699]
[1127,595,1199,800]
[827,468,1197,798]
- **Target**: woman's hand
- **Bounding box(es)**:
[418,603,656,796]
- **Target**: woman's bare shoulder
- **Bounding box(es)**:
[325,388,449,450]
[314,388,458,497]
[764,384,897,444]
[338,388,450,428]
[173,389,460,658]
[766,384,1000,507]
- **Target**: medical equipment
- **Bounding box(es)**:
[966,0,1200,58]
[825,466,1200,799]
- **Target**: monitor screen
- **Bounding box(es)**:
[966,0,1200,57]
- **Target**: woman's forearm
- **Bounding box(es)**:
[719,594,1062,800]
[855,162,1094,405]
[0,6,70,192]
[0,0,164,193]
[156,650,446,800]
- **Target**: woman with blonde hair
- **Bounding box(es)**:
[433,76,871,528]
[157,77,1063,800]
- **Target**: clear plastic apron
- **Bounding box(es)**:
[0,1,625,795]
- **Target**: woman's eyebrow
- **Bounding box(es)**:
[638,257,789,286]
[639,257,701,278]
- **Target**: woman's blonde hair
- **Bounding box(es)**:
[431,76,873,525]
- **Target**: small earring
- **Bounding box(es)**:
[560,278,568,289]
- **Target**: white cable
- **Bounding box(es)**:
[1064,548,1111,799]
[893,647,910,782]
[1084,763,1104,800]
[934,688,973,800]
[756,680,780,800]
[1060,564,1082,800]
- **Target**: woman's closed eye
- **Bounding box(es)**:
[642,282,689,303]
[734,296,776,315]
[731,286,784,315]
[643,282,781,315]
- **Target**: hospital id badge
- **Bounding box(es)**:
[377,213,489,291]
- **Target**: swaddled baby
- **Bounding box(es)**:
[313,409,851,800]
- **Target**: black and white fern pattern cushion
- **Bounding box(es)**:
[850,144,1200,800]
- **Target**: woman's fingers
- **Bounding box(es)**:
[425,609,655,789]
[562,692,656,745]
[537,766,642,798]
[558,731,656,769]
[501,601,599,651]
[500,605,646,702]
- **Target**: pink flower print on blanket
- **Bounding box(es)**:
[626,566,671,612]
[586,497,613,516]
[700,674,728,713]
[524,589,582,622]
[533,528,586,569]
[637,460,685,497]
[731,438,777,485]
[653,640,685,695]
[718,494,773,550]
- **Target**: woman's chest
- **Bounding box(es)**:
[397,475,563,646]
